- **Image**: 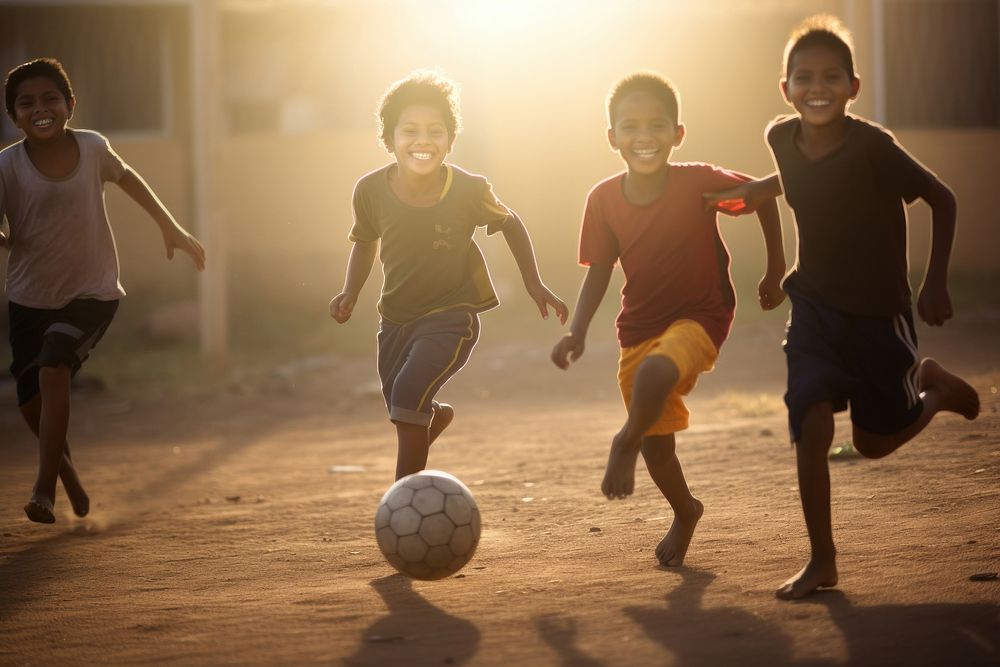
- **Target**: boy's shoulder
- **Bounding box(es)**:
[68,127,113,146]
[766,114,799,143]
[767,113,894,145]
[590,163,743,195]
[355,163,392,191]
[355,163,491,192]
[0,138,25,166]
[588,170,627,197]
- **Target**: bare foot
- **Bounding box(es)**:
[655,497,704,566]
[24,495,56,524]
[60,456,90,517]
[63,477,90,518]
[919,358,980,420]
[775,558,838,600]
[601,430,642,499]
[429,402,454,446]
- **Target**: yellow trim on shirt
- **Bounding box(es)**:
[439,165,454,202]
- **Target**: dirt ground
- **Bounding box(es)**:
[1,314,998,666]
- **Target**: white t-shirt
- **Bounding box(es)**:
[0,128,128,308]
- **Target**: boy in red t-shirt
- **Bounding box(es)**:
[551,72,785,566]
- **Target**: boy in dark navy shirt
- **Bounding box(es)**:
[706,15,979,599]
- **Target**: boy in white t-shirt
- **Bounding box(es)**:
[1,58,206,523]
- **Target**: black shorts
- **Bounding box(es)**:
[377,310,480,426]
[8,298,119,406]
[783,286,922,443]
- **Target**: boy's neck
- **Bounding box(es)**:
[23,128,79,179]
[390,163,446,207]
[622,164,670,206]
[796,115,851,160]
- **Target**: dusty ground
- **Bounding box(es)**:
[1,315,998,666]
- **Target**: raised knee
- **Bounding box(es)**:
[637,355,680,389]
[851,433,896,459]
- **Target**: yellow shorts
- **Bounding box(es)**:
[617,319,719,436]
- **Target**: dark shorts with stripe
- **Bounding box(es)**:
[377,310,480,426]
[8,298,119,406]
[783,286,922,443]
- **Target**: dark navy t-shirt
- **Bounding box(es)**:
[767,114,936,317]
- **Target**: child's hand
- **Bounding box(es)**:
[703,183,754,214]
[329,292,357,323]
[917,284,953,326]
[551,332,584,369]
[162,225,206,271]
[527,283,569,324]
[758,273,786,311]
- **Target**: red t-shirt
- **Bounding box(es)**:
[579,162,753,349]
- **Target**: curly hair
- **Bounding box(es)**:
[377,70,461,151]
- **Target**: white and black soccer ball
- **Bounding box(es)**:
[375,470,481,580]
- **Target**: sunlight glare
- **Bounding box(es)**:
[453,0,577,36]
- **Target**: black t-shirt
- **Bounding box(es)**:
[349,164,511,323]
[767,114,936,316]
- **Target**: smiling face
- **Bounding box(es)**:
[608,90,684,176]
[388,104,453,178]
[11,76,74,144]
[782,45,859,130]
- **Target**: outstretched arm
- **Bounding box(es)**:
[329,239,378,323]
[501,215,569,324]
[116,167,206,271]
[917,180,957,326]
[551,263,613,370]
[702,172,784,213]
[754,197,787,311]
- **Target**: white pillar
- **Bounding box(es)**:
[189,0,228,363]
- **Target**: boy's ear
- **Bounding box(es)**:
[67,95,76,119]
[673,123,686,147]
[849,76,860,100]
[607,127,618,151]
[779,78,791,104]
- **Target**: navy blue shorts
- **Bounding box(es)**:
[377,310,480,426]
[8,299,119,406]
[783,287,922,443]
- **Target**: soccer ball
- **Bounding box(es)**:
[375,470,481,580]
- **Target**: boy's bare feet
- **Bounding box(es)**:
[429,402,454,446]
[775,558,838,600]
[602,430,642,499]
[656,497,704,566]
[24,495,56,524]
[919,358,980,420]
[60,455,90,517]
[63,478,90,518]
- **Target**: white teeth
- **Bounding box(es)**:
[412,152,432,160]
[634,149,658,158]
[33,118,54,127]
[806,100,830,107]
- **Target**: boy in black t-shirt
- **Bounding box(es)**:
[705,15,979,600]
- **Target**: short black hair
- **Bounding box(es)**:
[784,14,857,81]
[5,57,74,119]
[607,72,680,128]
[377,70,461,151]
